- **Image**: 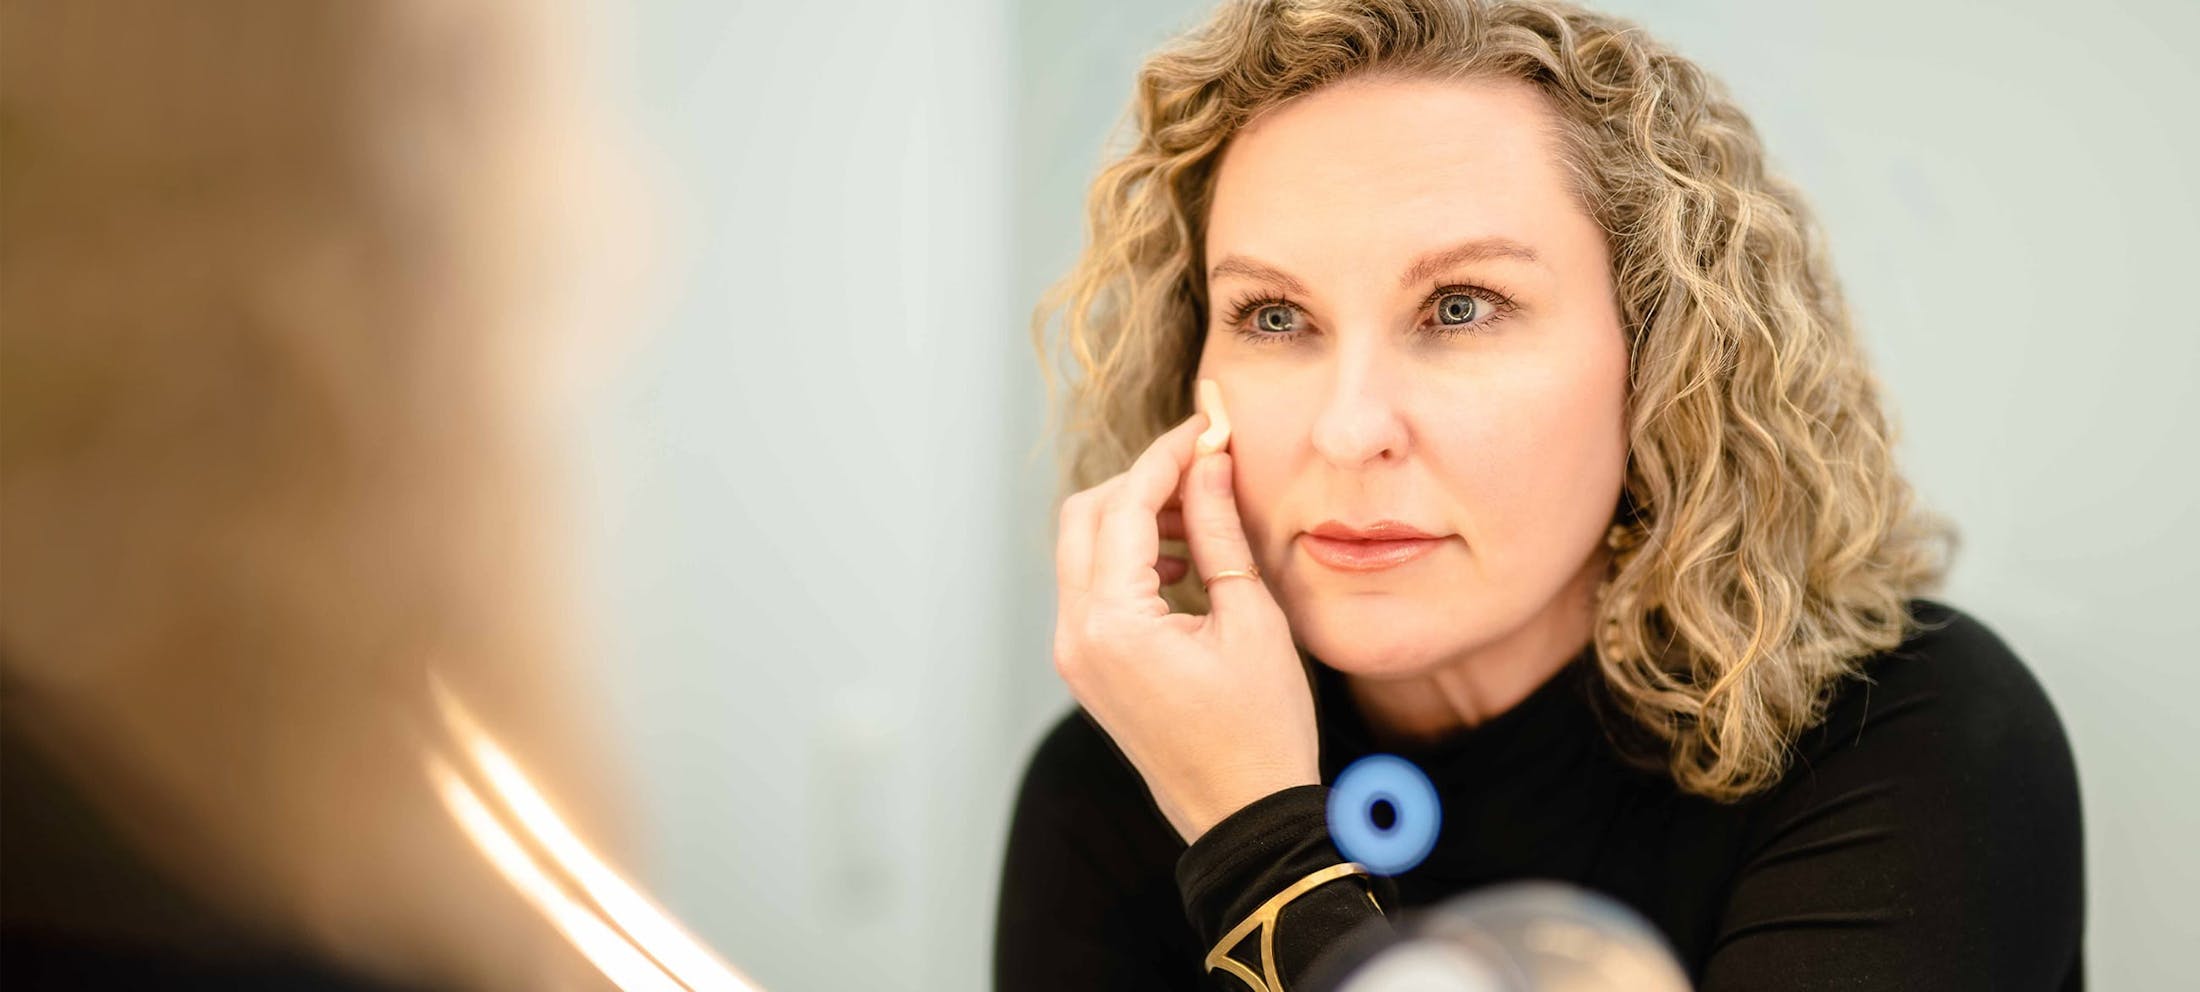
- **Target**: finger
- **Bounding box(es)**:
[1055,477,1119,602]
[1182,449,1269,618]
[1092,411,1209,596]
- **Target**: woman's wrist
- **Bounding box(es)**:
[1164,769,1320,844]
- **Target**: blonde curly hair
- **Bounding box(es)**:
[1029,0,1957,802]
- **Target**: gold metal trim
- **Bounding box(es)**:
[1202,861,1377,992]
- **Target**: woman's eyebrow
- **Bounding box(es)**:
[1396,236,1544,288]
[1207,256,1309,294]
[1206,236,1545,296]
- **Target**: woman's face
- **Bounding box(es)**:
[1195,74,1629,679]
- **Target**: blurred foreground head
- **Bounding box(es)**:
[2,1,663,988]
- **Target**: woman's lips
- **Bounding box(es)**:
[1299,534,1445,572]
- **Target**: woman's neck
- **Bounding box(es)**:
[1341,548,1605,750]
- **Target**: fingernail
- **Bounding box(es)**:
[1205,452,1232,496]
[1195,378,1231,456]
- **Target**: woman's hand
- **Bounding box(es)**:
[1052,379,1320,845]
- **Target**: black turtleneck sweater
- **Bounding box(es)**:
[992,599,2084,990]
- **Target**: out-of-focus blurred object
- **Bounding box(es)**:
[1309,882,1693,992]
[0,0,685,988]
[1326,755,1443,877]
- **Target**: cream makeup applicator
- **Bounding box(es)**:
[1196,378,1232,456]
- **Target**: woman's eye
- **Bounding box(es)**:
[1434,292,1480,326]
[1252,304,1300,335]
[1228,286,1511,345]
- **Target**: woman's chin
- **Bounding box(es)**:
[1292,600,1472,679]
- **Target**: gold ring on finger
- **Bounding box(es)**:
[1201,564,1261,590]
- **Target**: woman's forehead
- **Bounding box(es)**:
[1206,78,1584,260]
[1205,77,1592,291]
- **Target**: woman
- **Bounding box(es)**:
[996,1,2084,989]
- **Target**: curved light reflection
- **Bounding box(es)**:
[427,677,766,992]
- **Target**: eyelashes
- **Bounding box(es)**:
[1218,283,1519,345]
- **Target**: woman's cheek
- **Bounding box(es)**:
[1232,444,1289,564]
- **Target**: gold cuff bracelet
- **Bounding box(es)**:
[1203,861,1380,992]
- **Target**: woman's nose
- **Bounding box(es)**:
[1308,344,1409,467]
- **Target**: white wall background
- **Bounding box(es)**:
[573,1,2198,989]
[570,1,1020,989]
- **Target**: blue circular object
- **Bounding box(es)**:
[1326,754,1441,876]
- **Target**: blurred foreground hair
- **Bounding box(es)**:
[3,1,652,988]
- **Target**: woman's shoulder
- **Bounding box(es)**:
[996,706,1194,963]
[1000,705,1226,986]
[1704,604,2086,985]
[1005,706,1183,858]
[1744,596,2085,872]
[1014,707,1134,802]
[1792,597,2077,775]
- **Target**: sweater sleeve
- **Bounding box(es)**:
[1697,611,2085,990]
[1175,785,1397,990]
